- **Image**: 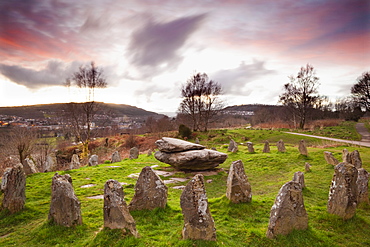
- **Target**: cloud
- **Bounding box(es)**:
[127,13,207,79]
[211,60,276,96]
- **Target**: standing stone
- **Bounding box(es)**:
[180,174,216,241]
[111,151,121,163]
[226,160,252,203]
[48,173,82,226]
[69,154,80,170]
[305,162,312,172]
[44,154,57,172]
[89,154,99,166]
[293,171,305,188]
[104,179,139,237]
[129,147,139,160]
[276,139,286,153]
[228,139,238,153]
[1,164,26,214]
[195,138,200,144]
[263,140,270,153]
[350,150,362,169]
[298,140,308,156]
[324,151,339,166]
[129,166,168,211]
[246,142,255,153]
[22,158,39,175]
[327,162,358,219]
[266,181,308,238]
[147,149,152,156]
[342,149,351,163]
[357,168,369,204]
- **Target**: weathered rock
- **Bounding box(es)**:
[263,140,270,153]
[211,147,217,151]
[342,149,351,163]
[324,151,339,166]
[156,137,205,152]
[228,139,238,152]
[129,166,168,211]
[357,168,369,204]
[154,149,227,170]
[298,140,308,156]
[350,150,362,169]
[48,173,82,226]
[44,154,57,172]
[69,154,80,170]
[1,164,26,214]
[246,142,254,153]
[327,162,358,219]
[88,154,99,166]
[305,162,312,172]
[111,151,121,163]
[104,179,139,237]
[129,147,139,160]
[226,160,252,203]
[180,174,216,241]
[276,139,286,153]
[195,138,200,144]
[147,149,152,156]
[266,181,308,238]
[22,158,38,175]
[293,171,305,188]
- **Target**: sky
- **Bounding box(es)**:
[0,0,369,113]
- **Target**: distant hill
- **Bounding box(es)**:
[223,104,281,112]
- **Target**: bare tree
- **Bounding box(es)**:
[279,64,320,129]
[351,71,370,111]
[8,127,38,163]
[178,73,223,131]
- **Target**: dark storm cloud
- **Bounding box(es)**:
[127,13,207,78]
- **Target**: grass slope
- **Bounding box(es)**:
[0,129,369,246]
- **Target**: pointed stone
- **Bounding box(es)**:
[226,160,252,203]
[357,168,369,204]
[342,149,351,163]
[293,171,305,188]
[69,154,80,170]
[180,174,216,241]
[327,162,358,219]
[1,164,26,214]
[104,179,139,237]
[129,166,168,211]
[266,181,308,238]
[111,151,121,163]
[324,151,339,166]
[129,147,139,160]
[276,139,286,152]
[22,158,39,175]
[48,173,82,226]
[228,139,238,153]
[263,140,270,153]
[305,162,312,172]
[246,142,255,153]
[298,140,308,156]
[350,150,362,169]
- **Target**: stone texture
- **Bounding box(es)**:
[129,147,139,160]
[266,181,308,238]
[156,137,205,152]
[305,162,312,172]
[22,158,39,175]
[180,174,216,241]
[327,162,358,219]
[350,150,362,169]
[129,166,168,211]
[324,151,339,166]
[263,140,270,153]
[104,179,139,237]
[1,164,26,214]
[246,142,255,153]
[293,171,305,188]
[342,149,351,163]
[357,168,369,204]
[69,154,80,170]
[226,160,252,203]
[89,154,99,166]
[155,149,227,171]
[111,151,121,163]
[276,139,286,153]
[228,139,238,152]
[48,173,82,226]
[44,154,57,172]
[298,140,308,156]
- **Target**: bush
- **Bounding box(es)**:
[178,124,192,139]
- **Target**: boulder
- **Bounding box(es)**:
[156,137,205,152]
[263,140,270,153]
[298,140,308,156]
[266,181,308,238]
[129,147,139,160]
[226,160,252,203]
[357,168,369,204]
[129,166,168,211]
[88,154,99,166]
[69,154,80,170]
[1,164,26,214]
[324,151,339,166]
[22,158,39,175]
[276,139,286,153]
[180,174,216,241]
[293,171,305,188]
[111,151,121,163]
[246,142,254,153]
[327,162,358,219]
[48,173,82,226]
[228,139,238,152]
[104,179,139,237]
[350,150,362,169]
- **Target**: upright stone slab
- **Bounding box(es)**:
[342,149,351,163]
[357,168,369,204]
[228,139,238,153]
[111,151,121,163]
[69,154,80,170]
[293,171,305,188]
[277,139,286,153]
[305,162,312,172]
[327,162,358,219]
[266,181,308,238]
[226,160,252,203]
[22,158,39,175]
[129,166,168,211]
[44,154,56,172]
[246,142,255,153]
[104,179,139,237]
[180,174,216,241]
[48,173,82,226]
[129,147,139,160]
[263,140,270,153]
[350,150,362,169]
[1,164,26,214]
[298,140,308,156]
[88,154,99,166]
[324,151,339,166]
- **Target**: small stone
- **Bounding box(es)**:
[44,155,57,172]
[226,160,252,203]
[1,164,26,214]
[246,142,254,153]
[304,162,312,172]
[129,147,139,160]
[228,139,238,153]
[277,139,286,153]
[111,151,121,163]
[324,151,339,166]
[263,140,270,153]
[298,140,308,156]
[22,158,38,175]
[69,154,80,170]
[89,154,99,166]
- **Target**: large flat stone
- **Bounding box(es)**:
[155,137,205,152]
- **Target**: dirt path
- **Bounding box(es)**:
[355,123,370,142]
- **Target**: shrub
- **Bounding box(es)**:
[178,124,192,139]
